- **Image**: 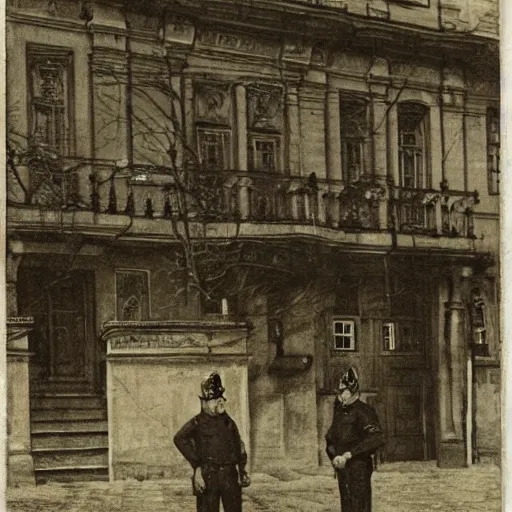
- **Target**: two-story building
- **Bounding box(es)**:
[6,0,500,485]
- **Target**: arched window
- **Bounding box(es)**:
[487,107,500,195]
[398,103,430,189]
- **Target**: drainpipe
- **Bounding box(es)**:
[461,265,473,467]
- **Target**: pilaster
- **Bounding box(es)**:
[438,268,468,468]
[235,84,248,171]
[7,318,36,486]
[325,78,341,183]
[286,84,301,177]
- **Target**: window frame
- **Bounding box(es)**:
[248,133,281,173]
[26,44,75,156]
[114,269,151,321]
[340,97,370,183]
[332,318,357,352]
[197,126,232,171]
[397,102,431,190]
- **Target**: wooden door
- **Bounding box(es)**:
[18,268,97,394]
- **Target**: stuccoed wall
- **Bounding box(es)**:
[247,288,321,473]
[474,366,501,462]
[105,326,250,480]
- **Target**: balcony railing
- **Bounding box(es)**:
[8,162,479,239]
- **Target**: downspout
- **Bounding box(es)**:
[124,5,134,168]
[439,64,446,185]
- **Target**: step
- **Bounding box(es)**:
[33,447,108,469]
[31,408,107,422]
[31,420,108,433]
[31,395,106,410]
[32,431,108,450]
[35,465,109,484]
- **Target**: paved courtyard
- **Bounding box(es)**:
[6,462,501,512]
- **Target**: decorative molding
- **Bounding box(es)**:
[196,29,280,59]
[195,82,232,125]
[247,84,283,131]
[163,14,195,47]
[282,38,313,67]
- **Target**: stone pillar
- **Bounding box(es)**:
[388,101,400,186]
[372,97,388,179]
[235,84,248,171]
[238,177,252,220]
[286,84,301,176]
[6,251,22,317]
[438,268,468,467]
[325,83,341,182]
[7,318,36,486]
[183,77,195,149]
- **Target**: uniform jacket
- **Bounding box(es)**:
[325,398,385,460]
[174,411,247,470]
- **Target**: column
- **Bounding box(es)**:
[183,77,195,153]
[235,84,248,171]
[438,268,468,468]
[286,84,301,176]
[171,74,184,168]
[388,102,399,185]
[430,102,443,188]
[372,97,388,179]
[325,84,341,182]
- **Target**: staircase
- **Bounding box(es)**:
[30,394,109,483]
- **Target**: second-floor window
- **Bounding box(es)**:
[247,84,283,172]
[340,98,369,182]
[398,102,430,189]
[195,82,232,171]
[27,45,75,156]
[487,107,500,194]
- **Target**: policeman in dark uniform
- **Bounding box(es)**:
[174,372,251,512]
[325,367,385,512]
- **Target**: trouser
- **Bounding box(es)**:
[197,464,242,512]
[337,456,373,512]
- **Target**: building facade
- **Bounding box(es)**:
[5,0,500,485]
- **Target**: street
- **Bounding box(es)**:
[6,462,501,512]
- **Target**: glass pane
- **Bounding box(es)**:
[343,322,352,334]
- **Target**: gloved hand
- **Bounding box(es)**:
[240,471,251,488]
[193,467,206,494]
[332,452,352,469]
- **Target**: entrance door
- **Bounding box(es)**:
[18,268,97,394]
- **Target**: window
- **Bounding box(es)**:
[194,82,232,171]
[383,320,423,353]
[249,136,279,172]
[383,322,396,351]
[115,270,150,321]
[333,319,356,351]
[398,103,430,189]
[197,128,231,171]
[487,108,500,194]
[340,98,369,182]
[27,45,75,155]
[247,84,283,172]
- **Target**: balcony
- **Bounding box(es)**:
[7,162,480,247]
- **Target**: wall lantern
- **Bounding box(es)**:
[471,292,489,357]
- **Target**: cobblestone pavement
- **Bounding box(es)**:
[6,462,501,512]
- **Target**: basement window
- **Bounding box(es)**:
[333,319,356,351]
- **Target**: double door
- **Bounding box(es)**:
[18,268,98,394]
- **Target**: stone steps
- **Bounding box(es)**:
[34,465,109,484]
[30,394,109,483]
[32,431,108,450]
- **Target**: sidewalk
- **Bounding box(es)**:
[6,462,501,512]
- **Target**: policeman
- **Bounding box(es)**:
[325,367,385,512]
[174,372,251,512]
